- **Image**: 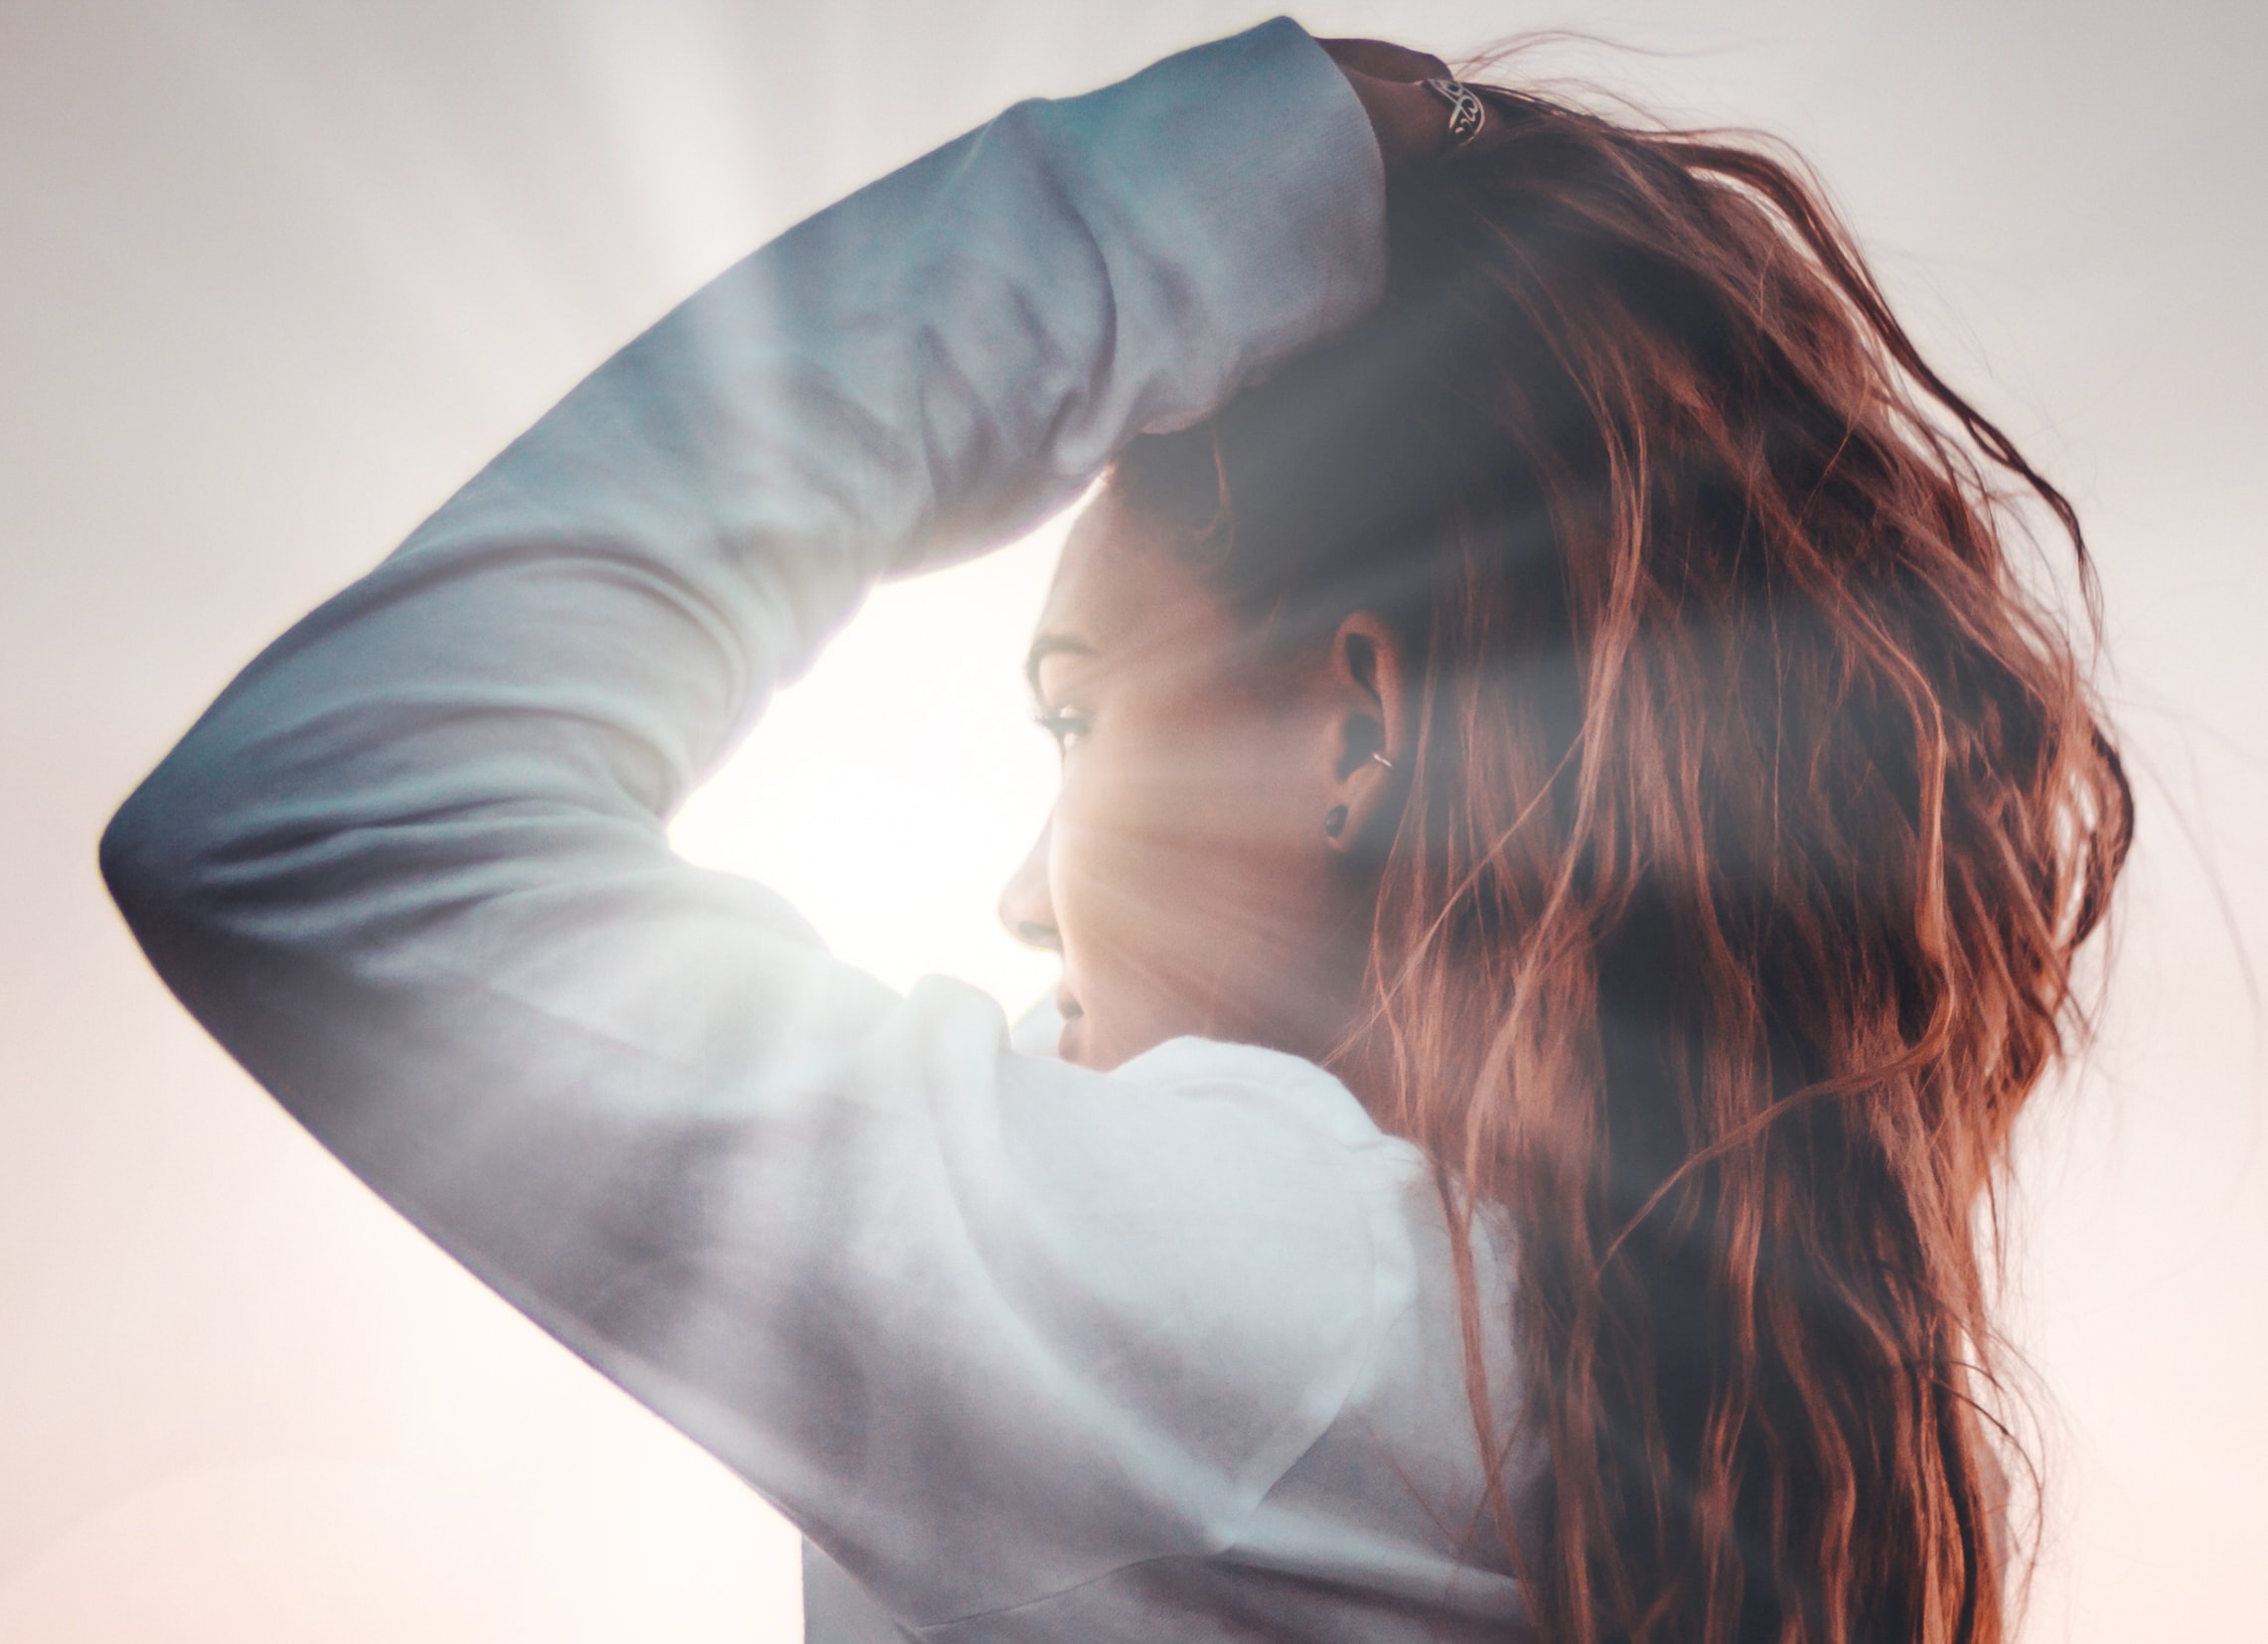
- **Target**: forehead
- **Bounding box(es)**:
[1034,487,1233,667]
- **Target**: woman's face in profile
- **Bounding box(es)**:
[998,489,1375,1071]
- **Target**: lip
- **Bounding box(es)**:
[1053,987,1086,1063]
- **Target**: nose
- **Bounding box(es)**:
[997,817,1061,953]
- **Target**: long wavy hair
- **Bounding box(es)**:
[1108,70,2132,1644]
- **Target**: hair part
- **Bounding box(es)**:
[1110,71,2129,1644]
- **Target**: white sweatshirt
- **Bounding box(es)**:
[101,18,1527,1642]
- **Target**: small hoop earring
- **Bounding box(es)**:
[1368,751,1395,772]
[1322,805,1349,838]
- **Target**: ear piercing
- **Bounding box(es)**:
[1326,753,1399,836]
[1326,753,1396,836]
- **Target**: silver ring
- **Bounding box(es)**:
[1422,77,1486,149]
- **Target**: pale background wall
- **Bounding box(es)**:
[2,1,2261,1638]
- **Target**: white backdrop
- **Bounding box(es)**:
[3,1,2262,1638]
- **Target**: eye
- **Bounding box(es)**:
[1032,704,1092,751]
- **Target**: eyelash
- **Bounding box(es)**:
[1032,705,1091,749]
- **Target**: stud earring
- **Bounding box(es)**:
[1368,751,1395,772]
[1323,805,1349,838]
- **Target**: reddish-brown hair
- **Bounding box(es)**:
[1111,74,2131,1644]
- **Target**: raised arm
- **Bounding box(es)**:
[101,17,1401,1628]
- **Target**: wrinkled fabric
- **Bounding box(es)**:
[102,18,1529,1640]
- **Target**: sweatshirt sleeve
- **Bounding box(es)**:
[99,16,1392,1628]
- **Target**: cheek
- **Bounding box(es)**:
[1047,709,1318,1059]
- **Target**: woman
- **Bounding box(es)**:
[101,17,2130,1644]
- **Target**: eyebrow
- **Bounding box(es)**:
[1024,633,1097,694]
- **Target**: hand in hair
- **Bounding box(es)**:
[1317,37,1464,169]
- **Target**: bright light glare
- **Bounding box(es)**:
[669,512,1074,1017]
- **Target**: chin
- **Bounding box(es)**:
[1065,1010,1200,1074]
[1059,1009,1136,1070]
[1055,1015,1089,1066]
[1058,1008,1147,1072]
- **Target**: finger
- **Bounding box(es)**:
[1316,38,1451,85]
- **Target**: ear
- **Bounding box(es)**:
[1319,612,1411,855]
